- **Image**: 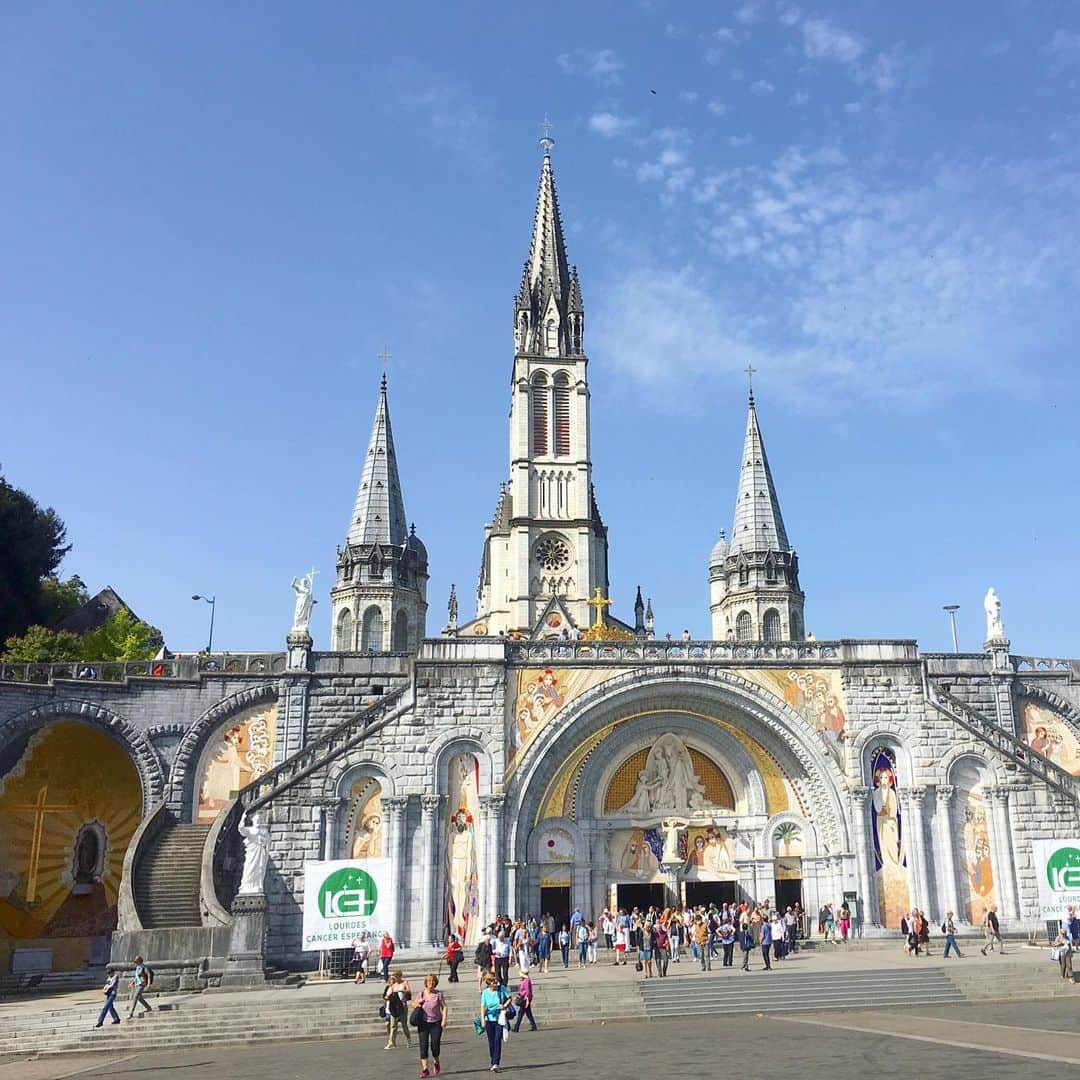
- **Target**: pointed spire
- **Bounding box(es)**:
[527,145,573,304]
[346,377,408,546]
[634,586,645,636]
[729,392,791,556]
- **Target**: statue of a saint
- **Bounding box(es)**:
[983,587,1005,640]
[447,584,458,630]
[291,569,317,633]
[238,812,271,894]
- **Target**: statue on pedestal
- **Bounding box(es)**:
[291,569,318,634]
[983,587,1006,641]
[238,812,270,895]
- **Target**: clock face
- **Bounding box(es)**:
[534,534,571,573]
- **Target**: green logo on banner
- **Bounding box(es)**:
[318,866,379,918]
[1046,847,1080,892]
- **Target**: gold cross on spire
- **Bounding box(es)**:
[586,586,613,629]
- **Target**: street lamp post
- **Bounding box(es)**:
[942,605,960,654]
[192,594,216,653]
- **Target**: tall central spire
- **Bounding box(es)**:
[514,135,584,357]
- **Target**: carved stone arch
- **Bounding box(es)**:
[325,757,399,801]
[1016,683,1080,730]
[526,817,586,864]
[168,683,278,818]
[850,728,917,786]
[941,748,1002,788]
[0,699,164,815]
[504,666,851,862]
[759,810,820,859]
[428,728,498,796]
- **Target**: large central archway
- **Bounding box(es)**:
[504,667,853,918]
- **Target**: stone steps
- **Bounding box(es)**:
[132,824,210,929]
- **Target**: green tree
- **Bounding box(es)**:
[0,472,71,643]
[80,609,158,662]
[2,624,82,663]
[38,575,90,628]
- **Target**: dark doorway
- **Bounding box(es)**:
[685,881,738,908]
[540,886,570,929]
[616,883,664,912]
[774,878,803,910]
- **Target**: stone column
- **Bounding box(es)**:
[906,786,931,915]
[850,787,876,927]
[506,861,520,918]
[384,796,409,942]
[479,795,505,923]
[419,795,443,947]
[933,786,962,923]
[987,786,1020,924]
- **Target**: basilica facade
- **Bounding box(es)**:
[2,145,1079,978]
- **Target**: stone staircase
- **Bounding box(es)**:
[237,684,410,817]
[133,824,210,928]
[926,682,1080,800]
[638,967,963,1017]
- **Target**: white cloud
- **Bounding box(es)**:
[778,6,801,27]
[801,18,865,63]
[588,112,638,138]
[597,146,1080,408]
[679,90,700,103]
[556,48,624,85]
[397,82,496,170]
[728,134,753,147]
[735,2,762,23]
[1049,28,1080,55]
[707,98,729,115]
[750,79,775,96]
[665,22,687,39]
[789,91,810,107]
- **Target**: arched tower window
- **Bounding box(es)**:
[553,373,571,457]
[545,318,558,355]
[762,608,781,642]
[361,605,383,653]
[392,610,409,651]
[735,610,753,641]
[531,373,549,456]
[336,608,354,651]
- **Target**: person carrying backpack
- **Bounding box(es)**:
[127,955,153,1018]
[382,969,412,1049]
[475,931,493,989]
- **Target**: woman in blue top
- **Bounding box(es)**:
[480,972,509,1071]
[557,925,571,968]
[536,926,552,973]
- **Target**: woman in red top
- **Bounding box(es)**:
[379,931,395,982]
[445,936,463,983]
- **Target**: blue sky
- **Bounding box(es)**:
[2,2,1078,655]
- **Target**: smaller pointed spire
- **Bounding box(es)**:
[729,393,790,556]
[645,598,655,637]
[634,586,646,636]
[346,376,408,547]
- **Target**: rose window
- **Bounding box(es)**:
[534,534,571,573]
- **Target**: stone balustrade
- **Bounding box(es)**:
[0,653,287,685]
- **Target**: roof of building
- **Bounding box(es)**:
[729,393,791,557]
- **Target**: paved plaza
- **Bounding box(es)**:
[5,999,1080,1080]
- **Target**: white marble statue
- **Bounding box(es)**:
[983,586,1005,640]
[238,812,270,894]
[618,733,714,818]
[660,817,686,866]
[291,568,318,633]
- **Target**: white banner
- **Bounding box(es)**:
[301,858,394,952]
[1031,839,1080,920]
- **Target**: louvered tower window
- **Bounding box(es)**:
[531,373,549,455]
[553,373,571,456]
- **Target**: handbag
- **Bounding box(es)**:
[635,960,643,972]
[409,1006,424,1027]
[378,1004,388,1020]
[473,1015,485,1036]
